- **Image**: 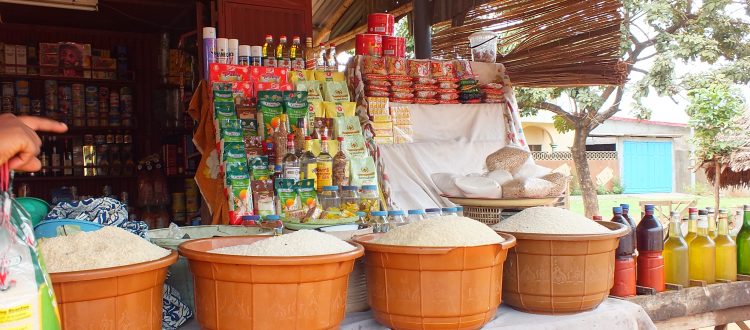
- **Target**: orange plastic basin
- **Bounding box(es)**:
[352,233,517,330]
[178,236,364,330]
[497,221,629,314]
[50,251,178,330]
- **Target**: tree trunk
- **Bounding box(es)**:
[572,127,599,218]
[715,159,721,223]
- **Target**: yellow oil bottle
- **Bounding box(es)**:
[684,207,698,244]
[715,209,737,281]
[664,211,689,286]
[689,210,716,284]
[708,208,718,240]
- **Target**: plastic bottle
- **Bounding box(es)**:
[424,208,442,219]
[388,210,407,227]
[738,205,750,275]
[611,207,634,257]
[621,204,638,253]
[441,207,458,217]
[371,211,389,233]
[664,211,689,287]
[636,204,666,292]
[456,206,464,217]
[715,209,737,281]
[340,186,360,213]
[684,207,699,244]
[262,35,276,67]
[407,209,425,223]
[610,206,637,297]
[689,210,716,284]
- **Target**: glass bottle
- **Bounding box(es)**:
[738,205,750,275]
[370,211,389,233]
[359,185,379,213]
[326,43,338,71]
[340,186,359,213]
[388,210,407,227]
[441,207,458,217]
[282,134,300,182]
[356,211,367,226]
[319,186,340,211]
[82,134,97,176]
[685,207,699,244]
[332,137,349,186]
[262,35,276,67]
[290,36,304,71]
[689,210,716,284]
[300,136,317,187]
[611,207,635,257]
[276,35,288,68]
[664,211,689,287]
[636,204,665,292]
[305,37,315,70]
[715,209,737,281]
[707,207,718,240]
[63,140,73,176]
[407,209,425,223]
[425,208,442,219]
[316,43,327,71]
[621,204,638,253]
[294,118,306,157]
[316,136,333,192]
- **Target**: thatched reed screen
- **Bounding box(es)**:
[431,0,626,87]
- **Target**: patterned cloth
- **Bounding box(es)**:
[42,197,193,329]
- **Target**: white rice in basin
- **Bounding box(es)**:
[209,230,356,256]
[492,206,610,235]
[374,216,504,247]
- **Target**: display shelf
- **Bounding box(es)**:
[166,174,195,179]
[14,175,136,182]
[39,127,134,136]
[0,73,136,86]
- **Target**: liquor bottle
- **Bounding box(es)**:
[636,204,666,292]
[294,118,306,157]
[282,134,300,182]
[122,135,135,176]
[316,136,333,192]
[689,210,716,284]
[621,204,638,253]
[737,205,750,275]
[300,136,317,188]
[72,137,84,176]
[276,35,289,68]
[262,35,276,67]
[610,206,636,297]
[316,43,327,71]
[715,209,737,281]
[685,207,699,244]
[96,135,109,176]
[50,137,61,177]
[63,139,73,176]
[39,138,50,177]
[707,207,718,240]
[290,36,304,71]
[664,211,689,287]
[326,43,338,71]
[332,136,349,186]
[304,37,315,70]
[264,139,275,167]
[82,134,97,176]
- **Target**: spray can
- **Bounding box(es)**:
[202,27,216,78]
[228,38,239,65]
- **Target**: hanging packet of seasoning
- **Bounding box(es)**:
[322,81,350,102]
[341,135,369,159]
[251,180,275,217]
[283,91,309,135]
[275,178,301,218]
[229,178,253,221]
[257,90,284,138]
[295,179,319,220]
[323,101,356,118]
[296,80,323,101]
[224,161,250,187]
[350,156,378,187]
[314,70,345,82]
[217,118,243,143]
[334,116,362,138]
[213,91,236,120]
[221,141,246,164]
[249,155,271,180]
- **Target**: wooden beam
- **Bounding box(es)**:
[654,305,750,330]
[328,2,413,49]
[313,0,354,45]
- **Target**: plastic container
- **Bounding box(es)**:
[611,256,636,297]
[359,185,379,213]
[320,185,341,210]
[15,196,50,226]
[371,211,390,233]
[424,208,442,218]
[382,36,405,57]
[387,210,406,227]
[367,13,395,36]
[497,221,629,314]
[406,209,425,223]
[352,233,516,330]
[468,31,498,63]
[341,186,360,213]
[51,251,178,329]
[34,219,104,239]
[441,207,458,217]
[179,236,364,330]
[355,34,383,57]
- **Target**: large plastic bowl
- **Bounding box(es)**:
[179,236,364,330]
[497,221,629,314]
[352,233,517,330]
[16,197,50,226]
[50,251,178,329]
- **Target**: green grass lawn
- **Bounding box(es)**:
[568,194,749,218]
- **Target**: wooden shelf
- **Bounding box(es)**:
[39,127,134,136]
[0,73,136,86]
[167,174,195,179]
[14,175,136,182]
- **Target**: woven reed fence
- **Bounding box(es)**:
[430,0,627,87]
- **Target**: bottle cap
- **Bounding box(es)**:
[239,45,251,56]
[361,185,378,191]
[342,185,358,191]
[264,215,280,221]
[280,35,287,40]
[357,211,366,217]
[228,39,239,48]
[644,204,655,211]
[425,208,442,213]
[670,211,680,217]
[337,136,344,142]
[202,27,216,39]
[719,209,728,214]
[216,38,228,49]
[329,43,335,47]
[371,211,387,216]
[689,207,698,213]
[265,34,273,39]
[293,36,300,41]
[455,206,464,212]
[251,46,262,57]
[304,136,312,141]
[620,203,629,210]
[592,215,603,220]
[699,210,708,215]
[408,209,426,215]
[441,207,457,213]
[613,207,622,214]
[322,185,339,191]
[388,210,405,216]
[242,215,261,221]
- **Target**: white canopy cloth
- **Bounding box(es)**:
[341,299,656,330]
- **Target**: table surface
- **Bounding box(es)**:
[180,298,656,330]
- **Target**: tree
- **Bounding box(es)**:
[516,0,750,217]
[685,82,745,219]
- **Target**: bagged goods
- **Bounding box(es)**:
[492,207,610,234]
[209,229,355,256]
[542,172,570,197]
[486,169,514,186]
[38,227,170,273]
[501,178,553,199]
[431,172,462,196]
[363,56,387,75]
[512,160,552,180]
[374,216,504,247]
[486,145,530,172]
[385,56,407,76]
[454,176,502,199]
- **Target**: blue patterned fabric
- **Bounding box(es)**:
[42,197,193,328]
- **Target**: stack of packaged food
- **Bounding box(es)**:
[409,60,438,105]
[392,105,413,143]
[481,82,506,104]
[431,61,460,104]
[368,97,394,145]
[454,60,483,104]
[386,57,414,103]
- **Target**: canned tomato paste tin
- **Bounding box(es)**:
[367,13,395,36]
[355,34,383,57]
[382,36,406,57]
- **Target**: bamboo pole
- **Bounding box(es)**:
[313,0,354,45]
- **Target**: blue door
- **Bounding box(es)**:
[622,141,673,193]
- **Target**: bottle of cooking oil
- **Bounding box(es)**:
[715,209,737,281]
[684,207,698,244]
[664,211,689,287]
[707,207,718,240]
[689,210,716,284]
[737,205,750,275]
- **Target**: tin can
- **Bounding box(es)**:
[367,13,395,36]
[172,192,186,212]
[355,34,383,57]
[109,90,120,113]
[73,117,85,127]
[14,80,29,96]
[44,80,57,112]
[15,96,30,115]
[383,36,406,57]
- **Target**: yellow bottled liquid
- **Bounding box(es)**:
[664,211,689,286]
[684,208,698,244]
[689,211,716,284]
[715,209,737,281]
[708,208,718,240]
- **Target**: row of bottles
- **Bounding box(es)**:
[259,35,338,71]
[21,134,135,177]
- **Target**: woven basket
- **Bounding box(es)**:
[464,206,527,226]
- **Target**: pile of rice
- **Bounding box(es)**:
[209,230,356,256]
[492,207,610,234]
[38,226,171,273]
[374,216,504,247]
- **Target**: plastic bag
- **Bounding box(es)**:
[0,168,61,330]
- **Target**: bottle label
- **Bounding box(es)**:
[316,162,333,188]
[284,167,300,181]
[292,58,305,71]
[265,57,277,67]
[303,163,317,181]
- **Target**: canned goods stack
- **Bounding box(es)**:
[120,87,133,127]
[171,192,186,224]
[85,85,98,127]
[97,86,109,127]
[71,83,85,127]
[355,13,405,58]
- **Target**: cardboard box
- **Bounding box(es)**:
[371,114,392,122]
[371,121,393,130]
[374,136,394,144]
[4,44,16,74]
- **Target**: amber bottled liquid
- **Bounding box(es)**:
[663,211,689,287]
[636,204,665,292]
[621,204,638,253]
[684,207,699,244]
[715,209,737,281]
[688,210,716,284]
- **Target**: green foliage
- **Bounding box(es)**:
[553,115,574,133]
[611,179,625,195]
[596,184,610,195]
[394,16,415,58]
[685,82,746,161]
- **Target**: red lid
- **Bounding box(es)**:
[305,136,312,141]
[688,207,698,213]
[319,43,326,46]
[265,34,272,38]
[280,35,287,39]
[329,43,336,47]
[337,136,344,142]
[592,215,603,220]
[321,135,328,141]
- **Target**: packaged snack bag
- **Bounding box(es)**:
[350,156,378,186]
[229,178,253,223]
[408,59,431,78]
[295,179,319,215]
[283,91,309,134]
[322,81,350,102]
[251,180,275,217]
[257,90,284,137]
[363,56,388,75]
[341,135,369,159]
[295,80,323,101]
[275,179,300,218]
[334,116,362,138]
[249,155,271,180]
[221,141,247,163]
[323,102,356,118]
[314,70,345,82]
[385,56,407,76]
